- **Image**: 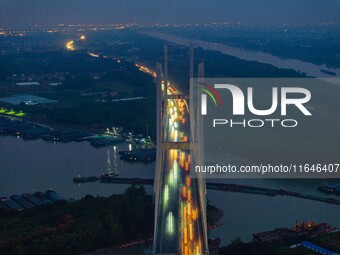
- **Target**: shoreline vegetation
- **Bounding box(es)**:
[1,185,338,255]
[0,185,221,255]
[0,186,153,255]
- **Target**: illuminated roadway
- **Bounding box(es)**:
[64,42,207,254]
[72,57,208,254]
[150,65,208,255]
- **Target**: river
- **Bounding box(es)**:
[0,136,155,198]
[1,136,339,249]
[145,31,340,78]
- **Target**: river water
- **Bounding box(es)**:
[145,32,340,78]
[1,136,339,248]
[0,136,155,198]
[2,32,340,254]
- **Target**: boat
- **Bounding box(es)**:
[90,138,124,147]
[73,176,99,183]
[119,148,156,162]
[317,184,340,195]
[86,176,100,182]
[317,185,335,194]
[100,172,120,183]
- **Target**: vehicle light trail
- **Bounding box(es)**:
[149,47,208,254]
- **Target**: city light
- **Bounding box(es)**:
[135,63,157,78]
[65,40,75,51]
[88,52,99,58]
[0,108,26,117]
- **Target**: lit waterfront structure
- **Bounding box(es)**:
[153,45,209,255]
[65,40,75,51]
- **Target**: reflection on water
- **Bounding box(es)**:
[208,187,340,245]
[0,136,154,199]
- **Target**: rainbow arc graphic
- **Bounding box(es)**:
[199,82,223,106]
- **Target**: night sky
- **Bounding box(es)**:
[1,0,339,27]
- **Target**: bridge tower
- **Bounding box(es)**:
[153,45,209,255]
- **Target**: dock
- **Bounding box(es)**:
[97,177,340,205]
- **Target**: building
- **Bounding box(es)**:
[301,241,338,255]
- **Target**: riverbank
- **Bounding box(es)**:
[144,31,340,78]
[219,231,340,255]
[0,186,154,255]
[0,185,221,255]
[0,115,154,149]
[1,136,340,246]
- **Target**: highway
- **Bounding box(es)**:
[109,62,207,254]
[153,76,205,255]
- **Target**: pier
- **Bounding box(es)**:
[97,177,340,205]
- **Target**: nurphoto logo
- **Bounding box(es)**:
[200,83,312,128]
